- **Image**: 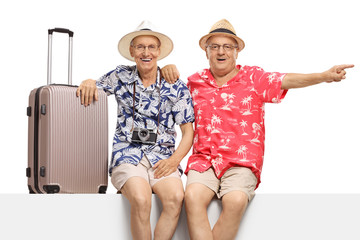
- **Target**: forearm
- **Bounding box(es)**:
[281,64,354,89]
[281,72,327,89]
[168,122,194,165]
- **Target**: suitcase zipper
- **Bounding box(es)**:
[33,86,44,193]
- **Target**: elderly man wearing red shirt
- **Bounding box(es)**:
[162,19,354,240]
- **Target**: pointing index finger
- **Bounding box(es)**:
[337,64,355,71]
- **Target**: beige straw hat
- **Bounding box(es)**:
[118,20,173,61]
[199,19,245,52]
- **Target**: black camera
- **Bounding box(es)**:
[131,127,157,145]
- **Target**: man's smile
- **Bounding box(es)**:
[141,58,152,62]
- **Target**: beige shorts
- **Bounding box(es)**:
[186,167,258,201]
[111,156,181,192]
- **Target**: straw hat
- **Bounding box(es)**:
[118,20,173,61]
[199,19,245,52]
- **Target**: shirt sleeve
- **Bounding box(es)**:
[96,69,118,96]
[250,66,288,103]
[172,80,195,125]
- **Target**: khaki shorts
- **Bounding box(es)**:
[186,167,257,201]
[111,156,181,192]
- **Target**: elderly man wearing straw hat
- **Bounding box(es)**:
[162,19,354,239]
[76,20,194,240]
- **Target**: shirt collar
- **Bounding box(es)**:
[200,65,242,87]
[126,66,162,88]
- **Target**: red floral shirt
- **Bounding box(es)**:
[186,65,287,189]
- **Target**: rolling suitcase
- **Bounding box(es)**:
[26,28,108,193]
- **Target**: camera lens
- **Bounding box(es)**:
[138,129,150,141]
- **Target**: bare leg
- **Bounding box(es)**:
[185,183,216,240]
[152,178,184,240]
[121,177,152,240]
[212,191,248,240]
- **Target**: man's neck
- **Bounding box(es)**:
[139,68,158,88]
[211,67,239,87]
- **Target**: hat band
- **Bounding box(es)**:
[210,28,236,36]
[140,28,151,31]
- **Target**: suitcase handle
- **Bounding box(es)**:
[48,28,74,37]
[47,28,73,85]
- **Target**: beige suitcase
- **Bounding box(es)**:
[26,28,108,193]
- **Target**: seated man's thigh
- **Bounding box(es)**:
[220,167,257,201]
[111,158,150,192]
[185,169,218,204]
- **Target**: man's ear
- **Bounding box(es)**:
[129,46,134,58]
[234,49,239,59]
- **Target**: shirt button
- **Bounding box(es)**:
[211,146,215,149]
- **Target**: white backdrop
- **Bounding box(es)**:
[1,0,359,194]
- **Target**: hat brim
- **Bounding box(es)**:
[199,32,245,52]
[118,30,173,61]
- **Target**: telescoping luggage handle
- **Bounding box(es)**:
[47,28,74,85]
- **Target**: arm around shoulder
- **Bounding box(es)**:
[161,64,180,84]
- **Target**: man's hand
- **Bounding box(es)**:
[76,79,98,106]
[152,122,194,178]
[160,64,180,84]
[324,64,354,83]
[153,158,179,179]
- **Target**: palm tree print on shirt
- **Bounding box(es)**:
[206,114,222,133]
[236,145,248,160]
[241,95,253,115]
[240,120,248,135]
[220,92,235,110]
[219,136,231,150]
[196,108,203,129]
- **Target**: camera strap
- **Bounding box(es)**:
[131,78,161,134]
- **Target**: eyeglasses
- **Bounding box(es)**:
[132,44,160,52]
[206,44,238,52]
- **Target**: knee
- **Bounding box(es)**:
[222,191,248,213]
[184,187,202,211]
[162,190,184,213]
[172,190,185,206]
[185,187,199,205]
[130,193,152,214]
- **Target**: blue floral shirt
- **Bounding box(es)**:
[96,65,194,175]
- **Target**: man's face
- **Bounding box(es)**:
[206,35,239,76]
[130,35,161,74]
